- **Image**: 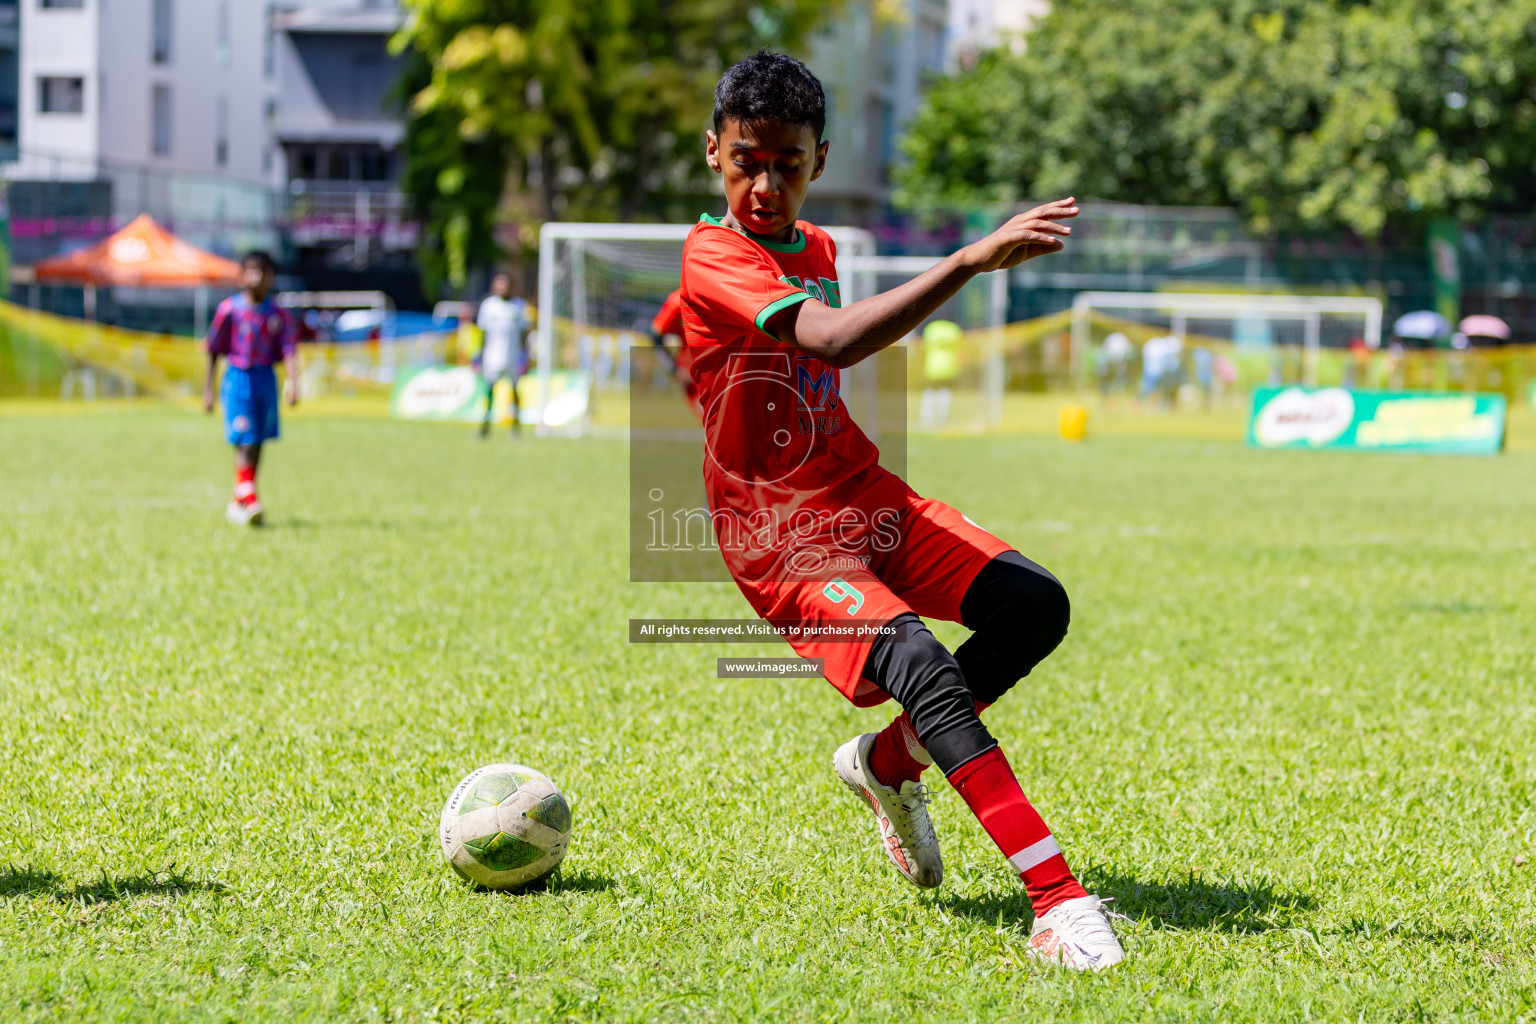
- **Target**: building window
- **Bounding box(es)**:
[40,0,86,9]
[152,0,173,65]
[286,143,394,184]
[151,84,172,155]
[38,76,84,114]
[326,148,350,181]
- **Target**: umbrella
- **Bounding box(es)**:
[1392,310,1450,341]
[1458,315,1511,341]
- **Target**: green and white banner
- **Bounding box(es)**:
[1249,387,1506,455]
[391,365,591,427]
[392,365,485,421]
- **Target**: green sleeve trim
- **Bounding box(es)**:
[754,291,812,333]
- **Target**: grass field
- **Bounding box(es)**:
[1,409,1533,1022]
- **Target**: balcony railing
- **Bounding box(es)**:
[277,183,418,251]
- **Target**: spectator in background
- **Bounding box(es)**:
[1192,347,1211,405]
[476,272,533,438]
[1344,336,1371,389]
[203,251,297,527]
[1099,331,1132,397]
[920,319,962,429]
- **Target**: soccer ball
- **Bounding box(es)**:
[439,763,571,891]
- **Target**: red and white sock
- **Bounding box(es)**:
[234,466,257,507]
[867,712,930,788]
[867,701,994,789]
[947,746,1088,916]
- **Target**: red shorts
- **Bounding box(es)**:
[731,485,1012,707]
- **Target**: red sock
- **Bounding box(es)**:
[948,746,1088,915]
[235,466,257,506]
[868,702,996,789]
[867,712,929,787]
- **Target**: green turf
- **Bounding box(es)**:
[0,409,1533,1022]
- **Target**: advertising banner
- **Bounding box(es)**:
[1427,218,1462,329]
[391,365,591,427]
[1249,387,1505,455]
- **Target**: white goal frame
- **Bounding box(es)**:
[1070,291,1384,388]
[535,222,875,434]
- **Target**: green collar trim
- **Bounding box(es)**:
[698,213,807,253]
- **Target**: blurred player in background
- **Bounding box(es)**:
[679,51,1124,970]
[918,318,960,429]
[203,251,297,527]
[648,289,704,421]
[1098,330,1132,398]
[476,272,533,438]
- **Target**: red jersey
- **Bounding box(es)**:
[680,215,903,580]
[651,288,696,380]
[651,289,685,338]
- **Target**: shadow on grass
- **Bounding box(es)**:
[262,517,395,531]
[469,869,616,897]
[933,870,1316,935]
[0,865,228,904]
[543,870,617,896]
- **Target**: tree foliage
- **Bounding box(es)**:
[394,0,840,292]
[897,0,1536,238]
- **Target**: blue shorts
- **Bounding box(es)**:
[222,365,281,446]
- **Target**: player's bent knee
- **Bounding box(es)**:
[864,613,995,776]
[956,552,1073,705]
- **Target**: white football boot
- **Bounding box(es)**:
[225,499,263,526]
[833,733,943,889]
[1027,894,1127,971]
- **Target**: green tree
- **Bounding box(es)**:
[394,0,841,294]
[898,0,1536,238]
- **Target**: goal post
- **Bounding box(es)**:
[1070,291,1384,389]
[534,221,875,434]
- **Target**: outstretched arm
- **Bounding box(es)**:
[766,199,1078,369]
[203,351,219,413]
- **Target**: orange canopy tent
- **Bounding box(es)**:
[34,213,241,288]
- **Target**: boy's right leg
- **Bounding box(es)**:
[234,444,263,524]
[507,370,522,435]
[859,615,1123,970]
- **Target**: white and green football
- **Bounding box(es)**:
[439,763,571,891]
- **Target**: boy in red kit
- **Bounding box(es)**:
[678,52,1125,969]
[203,252,298,526]
[647,289,703,421]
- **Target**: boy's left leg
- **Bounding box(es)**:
[852,612,1123,970]
[867,547,1071,786]
[838,495,1123,967]
[228,444,264,525]
[507,368,523,435]
[865,493,1070,790]
[223,365,277,526]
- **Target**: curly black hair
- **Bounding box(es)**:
[712,50,826,142]
[240,250,276,273]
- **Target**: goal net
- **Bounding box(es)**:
[1069,291,1384,399]
[535,221,875,434]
